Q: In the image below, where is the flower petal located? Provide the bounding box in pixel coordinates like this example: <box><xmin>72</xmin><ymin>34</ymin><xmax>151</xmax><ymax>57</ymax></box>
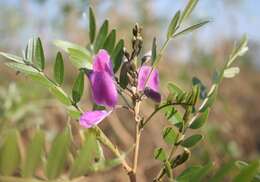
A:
<box><xmin>79</xmin><ymin>110</ymin><xmax>112</xmax><ymax>128</ymax></box>
<box><xmin>144</xmin><ymin>87</ymin><xmax>161</xmax><ymax>103</ymax></box>
<box><xmin>93</xmin><ymin>49</ymin><xmax>113</xmax><ymax>76</ymax></box>
<box><xmin>137</xmin><ymin>66</ymin><xmax>160</xmax><ymax>92</ymax></box>
<box><xmin>89</xmin><ymin>71</ymin><xmax>118</xmax><ymax>107</ymax></box>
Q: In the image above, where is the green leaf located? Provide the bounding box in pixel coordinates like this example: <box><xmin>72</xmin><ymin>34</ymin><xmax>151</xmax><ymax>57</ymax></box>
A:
<box><xmin>162</xmin><ymin>127</ymin><xmax>178</xmax><ymax>145</ymax></box>
<box><xmin>54</xmin><ymin>52</ymin><xmax>64</xmax><ymax>85</ymax></box>
<box><xmin>177</xmin><ymin>162</ymin><xmax>212</xmax><ymax>182</ymax></box>
<box><xmin>111</xmin><ymin>39</ymin><xmax>124</xmax><ymax>73</ymax></box>
<box><xmin>67</xmin><ymin>48</ymin><xmax>92</xmax><ymax>69</ymax></box>
<box><xmin>72</xmin><ymin>70</ymin><xmax>85</xmax><ymax>103</ymax></box>
<box><xmin>180</xmin><ymin>0</ymin><xmax>199</xmax><ymax>23</ymax></box>
<box><xmin>174</xmin><ymin>20</ymin><xmax>210</xmax><ymax>38</ymax></box>
<box><xmin>22</xmin><ymin>130</ymin><xmax>45</xmax><ymax>177</ymax></box>
<box><xmin>151</xmin><ymin>37</ymin><xmax>157</xmax><ymax>65</ymax></box>
<box><xmin>0</xmin><ymin>130</ymin><xmax>20</xmax><ymax>176</ymax></box>
<box><xmin>228</xmin><ymin>35</ymin><xmax>248</xmax><ymax>67</ymax></box>
<box><xmin>53</xmin><ymin>40</ymin><xmax>92</xmax><ymax>69</ymax></box>
<box><xmin>153</xmin><ymin>148</ymin><xmax>167</xmax><ymax>162</ymax></box>
<box><xmin>103</xmin><ymin>29</ymin><xmax>116</xmax><ymax>54</ymax></box>
<box><xmin>45</xmin><ymin>128</ymin><xmax>71</xmax><ymax>180</ymax></box>
<box><xmin>34</xmin><ymin>37</ymin><xmax>45</xmax><ymax>70</ymax></box>
<box><xmin>167</xmin><ymin>10</ymin><xmax>181</xmax><ymax>39</ymax></box>
<box><xmin>209</xmin><ymin>161</ymin><xmax>235</xmax><ymax>182</ymax></box>
<box><xmin>89</xmin><ymin>7</ymin><xmax>96</xmax><ymax>44</ymax></box>
<box><xmin>167</xmin><ymin>82</ymin><xmax>185</xmax><ymax>98</ymax></box>
<box><xmin>69</xmin><ymin>130</ymin><xmax>99</xmax><ymax>178</ymax></box>
<box><xmin>234</xmin><ymin>160</ymin><xmax>260</xmax><ymax>182</ymax></box>
<box><xmin>190</xmin><ymin>108</ymin><xmax>209</xmax><ymax>129</ymax></box>
<box><xmin>94</xmin><ymin>20</ymin><xmax>109</xmax><ymax>53</ymax></box>
<box><xmin>165</xmin><ymin>106</ymin><xmax>183</xmax><ymax>127</ymax></box>
<box><xmin>199</xmin><ymin>84</ymin><xmax>218</xmax><ymax>112</ymax></box>
<box><xmin>5</xmin><ymin>62</ymin><xmax>38</xmax><ymax>75</ymax></box>
<box><xmin>0</xmin><ymin>52</ymin><xmax>24</xmax><ymax>63</ymax></box>
<box><xmin>223</xmin><ymin>67</ymin><xmax>240</xmax><ymax>78</ymax></box>
<box><xmin>49</xmin><ymin>86</ymin><xmax>72</xmax><ymax>106</ymax></box>
<box><xmin>26</xmin><ymin>37</ymin><xmax>36</xmax><ymax>63</ymax></box>
<box><xmin>181</xmin><ymin>134</ymin><xmax>203</xmax><ymax>148</ymax></box>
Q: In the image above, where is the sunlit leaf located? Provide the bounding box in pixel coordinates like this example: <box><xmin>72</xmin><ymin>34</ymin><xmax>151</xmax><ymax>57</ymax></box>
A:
<box><xmin>181</xmin><ymin>134</ymin><xmax>203</xmax><ymax>148</ymax></box>
<box><xmin>199</xmin><ymin>84</ymin><xmax>218</xmax><ymax>112</ymax></box>
<box><xmin>72</xmin><ymin>70</ymin><xmax>85</xmax><ymax>103</ymax></box>
<box><xmin>173</xmin><ymin>20</ymin><xmax>210</xmax><ymax>38</ymax></box>
<box><xmin>103</xmin><ymin>29</ymin><xmax>116</xmax><ymax>54</ymax></box>
<box><xmin>54</xmin><ymin>52</ymin><xmax>64</xmax><ymax>85</ymax></box>
<box><xmin>5</xmin><ymin>62</ymin><xmax>38</xmax><ymax>75</ymax></box>
<box><xmin>22</xmin><ymin>130</ymin><xmax>45</xmax><ymax>177</ymax></box>
<box><xmin>162</xmin><ymin>127</ymin><xmax>178</xmax><ymax>145</ymax></box>
<box><xmin>190</xmin><ymin>108</ymin><xmax>209</xmax><ymax>129</ymax></box>
<box><xmin>112</xmin><ymin>39</ymin><xmax>124</xmax><ymax>73</ymax></box>
<box><xmin>167</xmin><ymin>10</ymin><xmax>181</xmax><ymax>39</ymax></box>
<box><xmin>154</xmin><ymin>148</ymin><xmax>167</xmax><ymax>162</ymax></box>
<box><xmin>167</xmin><ymin>82</ymin><xmax>185</xmax><ymax>98</ymax></box>
<box><xmin>0</xmin><ymin>130</ymin><xmax>20</xmax><ymax>176</ymax></box>
<box><xmin>26</xmin><ymin>37</ymin><xmax>36</xmax><ymax>63</ymax></box>
<box><xmin>89</xmin><ymin>7</ymin><xmax>96</xmax><ymax>44</ymax></box>
<box><xmin>223</xmin><ymin>67</ymin><xmax>240</xmax><ymax>78</ymax></box>
<box><xmin>0</xmin><ymin>52</ymin><xmax>24</xmax><ymax>63</ymax></box>
<box><xmin>94</xmin><ymin>20</ymin><xmax>109</xmax><ymax>53</ymax></box>
<box><xmin>49</xmin><ymin>86</ymin><xmax>72</xmax><ymax>106</ymax></box>
<box><xmin>180</xmin><ymin>0</ymin><xmax>199</xmax><ymax>23</ymax></box>
<box><xmin>45</xmin><ymin>128</ymin><xmax>71</xmax><ymax>180</ymax></box>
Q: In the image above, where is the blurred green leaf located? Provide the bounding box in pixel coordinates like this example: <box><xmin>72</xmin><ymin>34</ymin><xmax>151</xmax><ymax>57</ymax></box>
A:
<box><xmin>174</xmin><ymin>20</ymin><xmax>210</xmax><ymax>38</ymax></box>
<box><xmin>162</xmin><ymin>127</ymin><xmax>178</xmax><ymax>145</ymax></box>
<box><xmin>34</xmin><ymin>37</ymin><xmax>45</xmax><ymax>70</ymax></box>
<box><xmin>190</xmin><ymin>108</ymin><xmax>209</xmax><ymax>129</ymax></box>
<box><xmin>0</xmin><ymin>52</ymin><xmax>24</xmax><ymax>63</ymax></box>
<box><xmin>0</xmin><ymin>130</ymin><xmax>20</xmax><ymax>176</ymax></box>
<box><xmin>103</xmin><ymin>29</ymin><xmax>116</xmax><ymax>54</ymax></box>
<box><xmin>112</xmin><ymin>39</ymin><xmax>124</xmax><ymax>73</ymax></box>
<box><xmin>54</xmin><ymin>52</ymin><xmax>64</xmax><ymax>85</ymax></box>
<box><xmin>165</xmin><ymin>107</ymin><xmax>183</xmax><ymax>128</ymax></box>
<box><xmin>49</xmin><ymin>86</ymin><xmax>71</xmax><ymax>106</ymax></box>
<box><xmin>151</xmin><ymin>37</ymin><xmax>157</xmax><ymax>65</ymax></box>
<box><xmin>228</xmin><ymin>35</ymin><xmax>248</xmax><ymax>67</ymax></box>
<box><xmin>89</xmin><ymin>7</ymin><xmax>96</xmax><ymax>44</ymax></box>
<box><xmin>5</xmin><ymin>62</ymin><xmax>38</xmax><ymax>75</ymax></box>
<box><xmin>67</xmin><ymin>106</ymin><xmax>81</xmax><ymax>119</ymax></box>
<box><xmin>70</xmin><ymin>130</ymin><xmax>99</xmax><ymax>178</ymax></box>
<box><xmin>119</xmin><ymin>62</ymin><xmax>129</xmax><ymax>89</ymax></box>
<box><xmin>45</xmin><ymin>128</ymin><xmax>71</xmax><ymax>180</ymax></box>
<box><xmin>94</xmin><ymin>20</ymin><xmax>109</xmax><ymax>53</ymax></box>
<box><xmin>180</xmin><ymin>0</ymin><xmax>199</xmax><ymax>23</ymax></box>
<box><xmin>209</xmin><ymin>161</ymin><xmax>235</xmax><ymax>182</ymax></box>
<box><xmin>181</xmin><ymin>134</ymin><xmax>203</xmax><ymax>148</ymax></box>
<box><xmin>154</xmin><ymin>148</ymin><xmax>167</xmax><ymax>162</ymax></box>
<box><xmin>167</xmin><ymin>10</ymin><xmax>181</xmax><ymax>39</ymax></box>
<box><xmin>68</xmin><ymin>48</ymin><xmax>92</xmax><ymax>69</ymax></box>
<box><xmin>26</xmin><ymin>37</ymin><xmax>36</xmax><ymax>63</ymax></box>
<box><xmin>53</xmin><ymin>40</ymin><xmax>92</xmax><ymax>69</ymax></box>
<box><xmin>167</xmin><ymin>82</ymin><xmax>184</xmax><ymax>98</ymax></box>
<box><xmin>22</xmin><ymin>130</ymin><xmax>45</xmax><ymax>177</ymax></box>
<box><xmin>223</xmin><ymin>67</ymin><xmax>240</xmax><ymax>78</ymax></box>
<box><xmin>72</xmin><ymin>70</ymin><xmax>85</xmax><ymax>103</ymax></box>
<box><xmin>234</xmin><ymin>160</ymin><xmax>260</xmax><ymax>182</ymax></box>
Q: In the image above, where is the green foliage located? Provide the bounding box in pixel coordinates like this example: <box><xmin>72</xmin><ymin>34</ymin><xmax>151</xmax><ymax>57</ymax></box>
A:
<box><xmin>72</xmin><ymin>70</ymin><xmax>85</xmax><ymax>103</ymax></box>
<box><xmin>45</xmin><ymin>128</ymin><xmax>71</xmax><ymax>180</ymax></box>
<box><xmin>154</xmin><ymin>148</ymin><xmax>167</xmax><ymax>162</ymax></box>
<box><xmin>94</xmin><ymin>20</ymin><xmax>109</xmax><ymax>53</ymax></box>
<box><xmin>162</xmin><ymin>127</ymin><xmax>178</xmax><ymax>145</ymax></box>
<box><xmin>181</xmin><ymin>134</ymin><xmax>203</xmax><ymax>148</ymax></box>
<box><xmin>180</xmin><ymin>0</ymin><xmax>199</xmax><ymax>23</ymax></box>
<box><xmin>151</xmin><ymin>37</ymin><xmax>157</xmax><ymax>65</ymax></box>
<box><xmin>89</xmin><ymin>7</ymin><xmax>96</xmax><ymax>44</ymax></box>
<box><xmin>22</xmin><ymin>130</ymin><xmax>45</xmax><ymax>177</ymax></box>
<box><xmin>189</xmin><ymin>108</ymin><xmax>209</xmax><ymax>129</ymax></box>
<box><xmin>0</xmin><ymin>130</ymin><xmax>20</xmax><ymax>176</ymax></box>
<box><xmin>167</xmin><ymin>10</ymin><xmax>181</xmax><ymax>39</ymax></box>
<box><xmin>103</xmin><ymin>29</ymin><xmax>116</xmax><ymax>54</ymax></box>
<box><xmin>34</xmin><ymin>37</ymin><xmax>45</xmax><ymax>70</ymax></box>
<box><xmin>111</xmin><ymin>39</ymin><xmax>124</xmax><ymax>73</ymax></box>
<box><xmin>54</xmin><ymin>52</ymin><xmax>64</xmax><ymax>85</ymax></box>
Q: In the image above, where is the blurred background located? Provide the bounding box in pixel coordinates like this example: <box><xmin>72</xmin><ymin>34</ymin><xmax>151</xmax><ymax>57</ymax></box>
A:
<box><xmin>0</xmin><ymin>0</ymin><xmax>259</xmax><ymax>181</ymax></box>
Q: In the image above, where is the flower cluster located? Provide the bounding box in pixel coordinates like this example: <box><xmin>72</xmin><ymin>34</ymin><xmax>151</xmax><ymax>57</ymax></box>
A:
<box><xmin>80</xmin><ymin>49</ymin><xmax>160</xmax><ymax>128</ymax></box>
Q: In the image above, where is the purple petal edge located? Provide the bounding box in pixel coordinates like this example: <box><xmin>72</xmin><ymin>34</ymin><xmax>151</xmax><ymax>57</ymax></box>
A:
<box><xmin>79</xmin><ymin>110</ymin><xmax>112</xmax><ymax>128</ymax></box>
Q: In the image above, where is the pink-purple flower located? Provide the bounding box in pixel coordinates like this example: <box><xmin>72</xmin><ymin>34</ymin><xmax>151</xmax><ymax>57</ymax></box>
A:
<box><xmin>80</xmin><ymin>49</ymin><xmax>161</xmax><ymax>128</ymax></box>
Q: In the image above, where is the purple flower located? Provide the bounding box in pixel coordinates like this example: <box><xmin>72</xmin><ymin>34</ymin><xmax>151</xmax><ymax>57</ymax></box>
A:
<box><xmin>137</xmin><ymin>66</ymin><xmax>161</xmax><ymax>102</ymax></box>
<box><xmin>80</xmin><ymin>50</ymin><xmax>117</xmax><ymax>128</ymax></box>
